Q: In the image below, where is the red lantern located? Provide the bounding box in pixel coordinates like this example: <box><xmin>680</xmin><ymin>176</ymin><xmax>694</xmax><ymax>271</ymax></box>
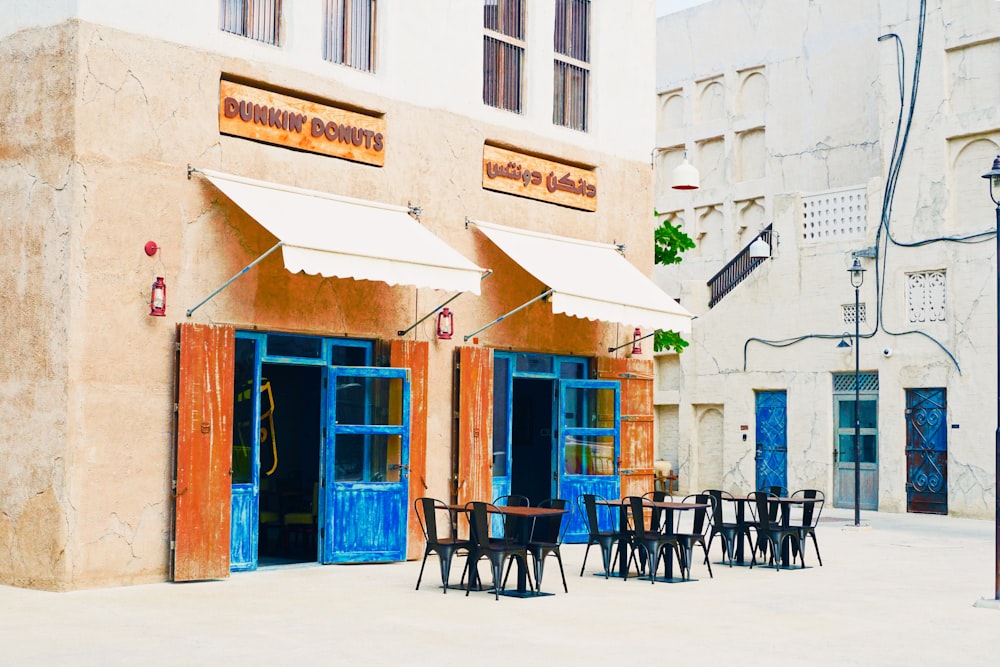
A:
<box><xmin>150</xmin><ymin>276</ymin><xmax>166</xmax><ymax>317</ymax></box>
<box><xmin>436</xmin><ymin>307</ymin><xmax>454</xmax><ymax>340</ymax></box>
<box><xmin>631</xmin><ymin>328</ymin><xmax>642</xmax><ymax>355</ymax></box>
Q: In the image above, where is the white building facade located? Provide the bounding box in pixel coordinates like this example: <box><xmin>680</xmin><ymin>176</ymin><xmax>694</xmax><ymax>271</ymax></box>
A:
<box><xmin>654</xmin><ymin>0</ymin><xmax>999</xmax><ymax>518</ymax></box>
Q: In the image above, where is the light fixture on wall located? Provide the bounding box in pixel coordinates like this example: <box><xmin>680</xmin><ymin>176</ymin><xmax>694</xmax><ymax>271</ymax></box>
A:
<box><xmin>836</xmin><ymin>333</ymin><xmax>852</xmax><ymax>349</ymax></box>
<box><xmin>631</xmin><ymin>328</ymin><xmax>642</xmax><ymax>355</ymax></box>
<box><xmin>671</xmin><ymin>154</ymin><xmax>700</xmax><ymax>190</ymax></box>
<box><xmin>748</xmin><ymin>232</ymin><xmax>771</xmax><ymax>259</ymax></box>
<box><xmin>150</xmin><ymin>276</ymin><xmax>167</xmax><ymax>317</ymax></box>
<box><xmin>436</xmin><ymin>307</ymin><xmax>454</xmax><ymax>340</ymax></box>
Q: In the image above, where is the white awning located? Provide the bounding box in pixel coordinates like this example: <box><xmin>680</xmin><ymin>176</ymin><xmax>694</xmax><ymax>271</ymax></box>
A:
<box><xmin>199</xmin><ymin>169</ymin><xmax>485</xmax><ymax>294</ymax></box>
<box><xmin>470</xmin><ymin>220</ymin><xmax>692</xmax><ymax>332</ymax></box>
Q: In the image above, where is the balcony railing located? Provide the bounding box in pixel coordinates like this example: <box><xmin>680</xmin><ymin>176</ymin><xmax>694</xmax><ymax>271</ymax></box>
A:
<box><xmin>707</xmin><ymin>225</ymin><xmax>773</xmax><ymax>308</ymax></box>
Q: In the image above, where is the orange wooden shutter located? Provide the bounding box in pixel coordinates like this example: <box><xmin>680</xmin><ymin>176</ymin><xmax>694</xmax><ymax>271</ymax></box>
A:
<box><xmin>173</xmin><ymin>323</ymin><xmax>235</xmax><ymax>581</ymax></box>
<box><xmin>597</xmin><ymin>357</ymin><xmax>655</xmax><ymax>499</ymax></box>
<box><xmin>456</xmin><ymin>346</ymin><xmax>493</xmax><ymax>506</ymax></box>
<box><xmin>390</xmin><ymin>339</ymin><xmax>429</xmax><ymax>560</ymax></box>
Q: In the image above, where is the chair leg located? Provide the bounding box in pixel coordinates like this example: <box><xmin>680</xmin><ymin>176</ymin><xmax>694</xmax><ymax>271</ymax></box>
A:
<box><xmin>439</xmin><ymin>552</ymin><xmax>454</xmax><ymax>594</ymax></box>
<box><xmin>580</xmin><ymin>542</ymin><xmax>593</xmax><ymax>577</ymax></box>
<box><xmin>416</xmin><ymin>552</ymin><xmax>429</xmax><ymax>591</ymax></box>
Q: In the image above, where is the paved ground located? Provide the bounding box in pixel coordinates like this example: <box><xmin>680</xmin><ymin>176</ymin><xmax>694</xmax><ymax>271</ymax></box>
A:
<box><xmin>2</xmin><ymin>507</ymin><xmax>999</xmax><ymax>666</ymax></box>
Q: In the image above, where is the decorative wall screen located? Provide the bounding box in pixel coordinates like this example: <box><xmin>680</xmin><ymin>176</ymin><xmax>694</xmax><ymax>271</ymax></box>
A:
<box><xmin>842</xmin><ymin>302</ymin><xmax>867</xmax><ymax>324</ymax></box>
<box><xmin>907</xmin><ymin>270</ymin><xmax>946</xmax><ymax>323</ymax></box>
<box><xmin>801</xmin><ymin>186</ymin><xmax>867</xmax><ymax>243</ymax></box>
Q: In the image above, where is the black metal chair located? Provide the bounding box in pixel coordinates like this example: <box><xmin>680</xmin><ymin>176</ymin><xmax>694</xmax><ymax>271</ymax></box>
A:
<box><xmin>492</xmin><ymin>494</ymin><xmax>530</xmax><ymax>540</ymax></box>
<box><xmin>749</xmin><ymin>491</ymin><xmax>802</xmax><ymax>570</ymax></box>
<box><xmin>414</xmin><ymin>497</ymin><xmax>471</xmax><ymax>594</ymax></box>
<box><xmin>703</xmin><ymin>489</ymin><xmax>753</xmax><ymax>566</ymax></box>
<box><xmin>674</xmin><ymin>493</ymin><xmax>715</xmax><ymax>579</ymax></box>
<box><xmin>504</xmin><ymin>498</ymin><xmax>570</xmax><ymax>593</ymax></box>
<box><xmin>463</xmin><ymin>501</ymin><xmax>533</xmax><ymax>600</ymax></box>
<box><xmin>790</xmin><ymin>489</ymin><xmax>825</xmax><ymax>566</ymax></box>
<box><xmin>625</xmin><ymin>496</ymin><xmax>684</xmax><ymax>584</ymax></box>
<box><xmin>642</xmin><ymin>490</ymin><xmax>672</xmax><ymax>534</ymax></box>
<box><xmin>578</xmin><ymin>494</ymin><xmax>626</xmax><ymax>579</ymax></box>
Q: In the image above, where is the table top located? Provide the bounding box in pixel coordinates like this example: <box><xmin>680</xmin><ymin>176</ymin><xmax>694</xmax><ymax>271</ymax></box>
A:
<box><xmin>447</xmin><ymin>503</ymin><xmax>568</xmax><ymax>517</ymax></box>
<box><xmin>596</xmin><ymin>498</ymin><xmax>709</xmax><ymax>511</ymax></box>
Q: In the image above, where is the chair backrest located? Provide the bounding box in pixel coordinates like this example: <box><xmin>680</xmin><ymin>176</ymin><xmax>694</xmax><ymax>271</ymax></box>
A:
<box><xmin>768</xmin><ymin>485</ymin><xmax>788</xmax><ymax>498</ymax></box>
<box><xmin>680</xmin><ymin>493</ymin><xmax>714</xmax><ymax>535</ymax></box>
<box><xmin>579</xmin><ymin>494</ymin><xmax>603</xmax><ymax>536</ymax></box>
<box><xmin>749</xmin><ymin>491</ymin><xmax>775</xmax><ymax>530</ymax></box>
<box><xmin>493</xmin><ymin>494</ymin><xmax>530</xmax><ymax>507</ymax></box>
<box><xmin>531</xmin><ymin>498</ymin><xmax>569</xmax><ymax>544</ymax></box>
<box><xmin>626</xmin><ymin>496</ymin><xmax>655</xmax><ymax>540</ymax></box>
<box><xmin>791</xmin><ymin>489</ymin><xmax>825</xmax><ymax>527</ymax></box>
<box><xmin>642</xmin><ymin>490</ymin><xmax>670</xmax><ymax>531</ymax></box>
<box><xmin>466</xmin><ymin>501</ymin><xmax>494</xmax><ymax>548</ymax></box>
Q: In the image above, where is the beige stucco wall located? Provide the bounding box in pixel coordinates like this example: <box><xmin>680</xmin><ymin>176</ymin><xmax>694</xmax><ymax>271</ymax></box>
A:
<box><xmin>1</xmin><ymin>12</ymin><xmax>655</xmax><ymax>589</ymax></box>
<box><xmin>655</xmin><ymin>0</ymin><xmax>999</xmax><ymax>518</ymax></box>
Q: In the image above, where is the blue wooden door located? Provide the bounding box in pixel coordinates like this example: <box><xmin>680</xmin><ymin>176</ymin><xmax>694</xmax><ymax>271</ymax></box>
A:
<box><xmin>755</xmin><ymin>390</ymin><xmax>787</xmax><ymax>492</ymax></box>
<box><xmin>323</xmin><ymin>367</ymin><xmax>410</xmax><ymax>563</ymax></box>
<box><xmin>491</xmin><ymin>353</ymin><xmax>512</xmax><ymax>509</ymax></box>
<box><xmin>230</xmin><ymin>334</ymin><xmax>262</xmax><ymax>571</ymax></box>
<box><xmin>558</xmin><ymin>379</ymin><xmax>620</xmax><ymax>543</ymax></box>
<box><xmin>905</xmin><ymin>388</ymin><xmax>947</xmax><ymax>514</ymax></box>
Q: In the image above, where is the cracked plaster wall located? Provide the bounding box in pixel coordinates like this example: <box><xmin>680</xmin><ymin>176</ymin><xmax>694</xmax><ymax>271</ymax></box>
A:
<box><xmin>2</xmin><ymin>10</ymin><xmax>657</xmax><ymax>587</ymax></box>
<box><xmin>655</xmin><ymin>0</ymin><xmax>1000</xmax><ymax>518</ymax></box>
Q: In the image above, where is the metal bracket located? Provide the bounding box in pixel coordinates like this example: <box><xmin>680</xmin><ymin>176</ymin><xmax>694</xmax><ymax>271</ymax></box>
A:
<box><xmin>851</xmin><ymin>246</ymin><xmax>878</xmax><ymax>259</ymax></box>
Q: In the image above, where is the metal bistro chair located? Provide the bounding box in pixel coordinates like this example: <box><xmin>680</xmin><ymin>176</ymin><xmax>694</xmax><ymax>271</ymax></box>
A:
<box><xmin>749</xmin><ymin>491</ymin><xmax>802</xmax><ymax>570</ymax></box>
<box><xmin>492</xmin><ymin>494</ymin><xmax>530</xmax><ymax>540</ymax></box>
<box><xmin>414</xmin><ymin>497</ymin><xmax>471</xmax><ymax>594</ymax></box>
<box><xmin>790</xmin><ymin>489</ymin><xmax>825</xmax><ymax>566</ymax></box>
<box><xmin>625</xmin><ymin>496</ymin><xmax>684</xmax><ymax>584</ymax></box>
<box><xmin>641</xmin><ymin>490</ymin><xmax>672</xmax><ymax>534</ymax></box>
<box><xmin>578</xmin><ymin>494</ymin><xmax>627</xmax><ymax>579</ymax></box>
<box><xmin>673</xmin><ymin>493</ymin><xmax>715</xmax><ymax>579</ymax></box>
<box><xmin>504</xmin><ymin>498</ymin><xmax>570</xmax><ymax>594</ymax></box>
<box><xmin>463</xmin><ymin>501</ymin><xmax>533</xmax><ymax>600</ymax></box>
<box><xmin>703</xmin><ymin>489</ymin><xmax>752</xmax><ymax>567</ymax></box>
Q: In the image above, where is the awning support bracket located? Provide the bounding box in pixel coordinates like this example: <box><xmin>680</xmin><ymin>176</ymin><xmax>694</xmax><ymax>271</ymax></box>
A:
<box><xmin>185</xmin><ymin>241</ymin><xmax>284</xmax><ymax>317</ymax></box>
<box><xmin>608</xmin><ymin>329</ymin><xmax>659</xmax><ymax>353</ymax></box>
<box><xmin>463</xmin><ymin>288</ymin><xmax>554</xmax><ymax>342</ymax></box>
<box><xmin>397</xmin><ymin>270</ymin><xmax>494</xmax><ymax>337</ymax></box>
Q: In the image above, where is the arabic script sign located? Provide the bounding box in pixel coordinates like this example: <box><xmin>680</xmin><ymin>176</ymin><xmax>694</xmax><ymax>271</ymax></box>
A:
<box><xmin>219</xmin><ymin>80</ymin><xmax>386</xmax><ymax>167</ymax></box>
<box><xmin>482</xmin><ymin>145</ymin><xmax>597</xmax><ymax>212</ymax></box>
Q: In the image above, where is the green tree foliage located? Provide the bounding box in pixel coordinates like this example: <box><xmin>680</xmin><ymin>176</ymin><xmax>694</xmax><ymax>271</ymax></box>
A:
<box><xmin>652</xmin><ymin>212</ymin><xmax>695</xmax><ymax>354</ymax></box>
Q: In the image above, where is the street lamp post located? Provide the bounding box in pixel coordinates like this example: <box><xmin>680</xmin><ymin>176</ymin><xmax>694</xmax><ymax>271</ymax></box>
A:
<box><xmin>848</xmin><ymin>257</ymin><xmax>866</xmax><ymax>528</ymax></box>
<box><xmin>984</xmin><ymin>155</ymin><xmax>1000</xmax><ymax>600</ymax></box>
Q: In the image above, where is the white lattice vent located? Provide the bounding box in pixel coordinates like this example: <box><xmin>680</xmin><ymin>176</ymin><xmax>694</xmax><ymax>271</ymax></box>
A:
<box><xmin>907</xmin><ymin>270</ymin><xmax>946</xmax><ymax>323</ymax></box>
<box><xmin>801</xmin><ymin>186</ymin><xmax>867</xmax><ymax>243</ymax></box>
<box><xmin>842</xmin><ymin>303</ymin><xmax>867</xmax><ymax>324</ymax></box>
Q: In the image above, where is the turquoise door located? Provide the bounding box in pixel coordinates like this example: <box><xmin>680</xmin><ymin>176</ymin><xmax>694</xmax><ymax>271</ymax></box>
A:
<box><xmin>230</xmin><ymin>333</ymin><xmax>262</xmax><ymax>571</ymax></box>
<box><xmin>559</xmin><ymin>379</ymin><xmax>620</xmax><ymax>543</ymax></box>
<box><xmin>755</xmin><ymin>390</ymin><xmax>787</xmax><ymax>492</ymax></box>
<box><xmin>323</xmin><ymin>366</ymin><xmax>410</xmax><ymax>563</ymax></box>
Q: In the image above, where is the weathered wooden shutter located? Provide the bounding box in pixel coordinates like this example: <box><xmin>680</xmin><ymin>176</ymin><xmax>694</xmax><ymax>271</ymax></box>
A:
<box><xmin>597</xmin><ymin>357</ymin><xmax>655</xmax><ymax>498</ymax></box>
<box><xmin>173</xmin><ymin>323</ymin><xmax>235</xmax><ymax>581</ymax></box>
<box><xmin>389</xmin><ymin>339</ymin><xmax>429</xmax><ymax>560</ymax></box>
<box><xmin>455</xmin><ymin>346</ymin><xmax>493</xmax><ymax>506</ymax></box>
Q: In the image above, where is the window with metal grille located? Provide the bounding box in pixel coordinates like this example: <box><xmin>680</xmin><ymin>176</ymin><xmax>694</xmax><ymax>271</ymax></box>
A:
<box><xmin>553</xmin><ymin>0</ymin><xmax>589</xmax><ymax>131</ymax></box>
<box><xmin>220</xmin><ymin>0</ymin><xmax>281</xmax><ymax>45</ymax></box>
<box><xmin>907</xmin><ymin>270</ymin><xmax>946</xmax><ymax>323</ymax></box>
<box><xmin>842</xmin><ymin>302</ymin><xmax>867</xmax><ymax>324</ymax></box>
<box><xmin>484</xmin><ymin>0</ymin><xmax>525</xmax><ymax>113</ymax></box>
<box><xmin>324</xmin><ymin>0</ymin><xmax>376</xmax><ymax>72</ymax></box>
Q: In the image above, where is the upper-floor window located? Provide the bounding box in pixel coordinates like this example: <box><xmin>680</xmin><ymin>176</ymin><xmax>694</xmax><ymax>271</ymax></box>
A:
<box><xmin>324</xmin><ymin>0</ymin><xmax>377</xmax><ymax>72</ymax></box>
<box><xmin>553</xmin><ymin>0</ymin><xmax>590</xmax><ymax>131</ymax></box>
<box><xmin>483</xmin><ymin>0</ymin><xmax>526</xmax><ymax>113</ymax></box>
<box><xmin>220</xmin><ymin>0</ymin><xmax>281</xmax><ymax>46</ymax></box>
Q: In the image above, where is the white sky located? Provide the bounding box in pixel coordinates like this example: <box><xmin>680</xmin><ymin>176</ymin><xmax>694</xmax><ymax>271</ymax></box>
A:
<box><xmin>655</xmin><ymin>0</ymin><xmax>711</xmax><ymax>16</ymax></box>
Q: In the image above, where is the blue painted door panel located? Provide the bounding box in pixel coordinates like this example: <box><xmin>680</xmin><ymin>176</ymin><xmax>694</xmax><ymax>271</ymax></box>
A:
<box><xmin>755</xmin><ymin>390</ymin><xmax>787</xmax><ymax>492</ymax></box>
<box><xmin>323</xmin><ymin>367</ymin><xmax>409</xmax><ymax>564</ymax></box>
<box><xmin>230</xmin><ymin>333</ymin><xmax>262</xmax><ymax>572</ymax></box>
<box><xmin>229</xmin><ymin>485</ymin><xmax>257</xmax><ymax>569</ymax></box>
<box><xmin>558</xmin><ymin>379</ymin><xmax>620</xmax><ymax>543</ymax></box>
<box><xmin>905</xmin><ymin>388</ymin><xmax>947</xmax><ymax>514</ymax></box>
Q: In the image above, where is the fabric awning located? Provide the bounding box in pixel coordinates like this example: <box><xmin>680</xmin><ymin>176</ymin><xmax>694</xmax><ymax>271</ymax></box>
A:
<box><xmin>199</xmin><ymin>169</ymin><xmax>485</xmax><ymax>294</ymax></box>
<box><xmin>470</xmin><ymin>220</ymin><xmax>692</xmax><ymax>332</ymax></box>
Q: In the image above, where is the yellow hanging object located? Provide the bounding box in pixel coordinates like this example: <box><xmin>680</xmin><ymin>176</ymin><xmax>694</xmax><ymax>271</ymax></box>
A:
<box><xmin>259</xmin><ymin>380</ymin><xmax>279</xmax><ymax>476</ymax></box>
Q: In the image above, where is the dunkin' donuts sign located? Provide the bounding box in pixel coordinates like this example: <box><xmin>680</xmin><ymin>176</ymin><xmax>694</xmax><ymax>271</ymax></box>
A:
<box><xmin>219</xmin><ymin>80</ymin><xmax>386</xmax><ymax>166</ymax></box>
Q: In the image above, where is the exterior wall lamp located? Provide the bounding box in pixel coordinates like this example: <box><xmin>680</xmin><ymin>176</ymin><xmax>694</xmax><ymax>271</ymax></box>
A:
<box><xmin>436</xmin><ymin>307</ymin><xmax>454</xmax><ymax>340</ymax></box>
<box><xmin>150</xmin><ymin>276</ymin><xmax>167</xmax><ymax>317</ymax></box>
<box><xmin>631</xmin><ymin>328</ymin><xmax>642</xmax><ymax>355</ymax></box>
